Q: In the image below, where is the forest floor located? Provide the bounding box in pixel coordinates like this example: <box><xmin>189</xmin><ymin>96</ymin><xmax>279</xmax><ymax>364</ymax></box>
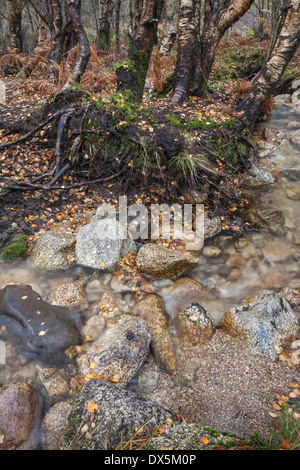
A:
<box><xmin>0</xmin><ymin>35</ymin><xmax>299</xmax><ymax>252</ymax></box>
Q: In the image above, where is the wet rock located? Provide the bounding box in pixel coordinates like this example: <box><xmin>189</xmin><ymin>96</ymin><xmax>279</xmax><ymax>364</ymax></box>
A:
<box><xmin>59</xmin><ymin>379</ymin><xmax>175</xmax><ymax>450</ymax></box>
<box><xmin>0</xmin><ymin>382</ymin><xmax>43</xmax><ymax>450</ymax></box>
<box><xmin>0</xmin><ymin>284</ymin><xmax>81</xmax><ymax>364</ymax></box>
<box><xmin>262</xmin><ymin>239</ymin><xmax>297</xmax><ymax>263</ymax></box>
<box><xmin>77</xmin><ymin>315</ymin><xmax>151</xmax><ymax>385</ymax></box>
<box><xmin>75</xmin><ymin>218</ymin><xmax>136</xmax><ymax>271</ymax></box>
<box><xmin>49</xmin><ymin>282</ymin><xmax>88</xmax><ymax>311</ymax></box>
<box><xmin>81</xmin><ymin>314</ymin><xmax>107</xmax><ymax>342</ymax></box>
<box><xmin>204</xmin><ymin>216</ymin><xmax>222</xmax><ymax>239</ymax></box>
<box><xmin>226</xmin><ymin>254</ymin><xmax>246</xmax><ymax>269</ymax></box>
<box><xmin>243</xmin><ymin>164</ymin><xmax>275</xmax><ymax>188</ymax></box>
<box><xmin>202</xmin><ymin>245</ymin><xmax>222</xmax><ymax>258</ymax></box>
<box><xmin>227</xmin><ymin>268</ymin><xmax>242</xmax><ymax>282</ymax></box>
<box><xmin>274</xmin><ymin>94</ymin><xmax>291</xmax><ymax>106</ymax></box>
<box><xmin>291</xmin><ymin>88</ymin><xmax>300</xmax><ymax>108</ymax></box>
<box><xmin>137</xmin><ymin>294</ymin><xmax>177</xmax><ymax>373</ymax></box>
<box><xmin>286</xmin><ymin>186</ymin><xmax>300</xmax><ymax>200</ymax></box>
<box><xmin>136</xmin><ymin>244</ymin><xmax>200</xmax><ymax>280</ymax></box>
<box><xmin>175</xmin><ymin>303</ymin><xmax>216</xmax><ymax>347</ymax></box>
<box><xmin>291</xmin><ymin>79</ymin><xmax>300</xmax><ymax>91</ymax></box>
<box><xmin>245</xmin><ymin>207</ymin><xmax>286</xmax><ymax>235</ymax></box>
<box><xmin>287</xmin><ymin>120</ymin><xmax>300</xmax><ymax>130</ymax></box>
<box><xmin>41</xmin><ymin>401</ymin><xmax>73</xmax><ymax>450</ymax></box>
<box><xmin>148</xmin><ymin>423</ymin><xmax>236</xmax><ymax>450</ymax></box>
<box><xmin>30</xmin><ymin>231</ymin><xmax>75</xmax><ymax>270</ymax></box>
<box><xmin>220</xmin><ymin>293</ymin><xmax>299</xmax><ymax>359</ymax></box>
<box><xmin>290</xmin><ymin>128</ymin><xmax>300</xmax><ymax>146</ymax></box>
<box><xmin>35</xmin><ymin>364</ymin><xmax>70</xmax><ymax>408</ymax></box>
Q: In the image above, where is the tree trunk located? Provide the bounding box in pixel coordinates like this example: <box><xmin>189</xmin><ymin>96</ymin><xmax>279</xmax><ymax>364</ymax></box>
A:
<box><xmin>116</xmin><ymin>0</ymin><xmax>164</xmax><ymax>103</ymax></box>
<box><xmin>48</xmin><ymin>0</ymin><xmax>64</xmax><ymax>65</ymax></box>
<box><xmin>172</xmin><ymin>0</ymin><xmax>255</xmax><ymax>102</ymax></box>
<box><xmin>238</xmin><ymin>0</ymin><xmax>300</xmax><ymax>127</ymax></box>
<box><xmin>191</xmin><ymin>0</ymin><xmax>256</xmax><ymax>95</ymax></box>
<box><xmin>160</xmin><ymin>12</ymin><xmax>178</xmax><ymax>55</ymax></box>
<box><xmin>171</xmin><ymin>0</ymin><xmax>198</xmax><ymax>104</ymax></box>
<box><xmin>115</xmin><ymin>0</ymin><xmax>121</xmax><ymax>54</ymax></box>
<box><xmin>98</xmin><ymin>0</ymin><xmax>112</xmax><ymax>51</ymax></box>
<box><xmin>6</xmin><ymin>0</ymin><xmax>23</xmax><ymax>52</ymax></box>
<box><xmin>62</xmin><ymin>0</ymin><xmax>90</xmax><ymax>90</ymax></box>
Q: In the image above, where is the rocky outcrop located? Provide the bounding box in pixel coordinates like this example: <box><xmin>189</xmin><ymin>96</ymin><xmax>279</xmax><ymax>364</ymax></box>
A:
<box><xmin>136</xmin><ymin>244</ymin><xmax>200</xmax><ymax>280</ymax></box>
<box><xmin>220</xmin><ymin>293</ymin><xmax>299</xmax><ymax>359</ymax></box>
<box><xmin>59</xmin><ymin>379</ymin><xmax>176</xmax><ymax>450</ymax></box>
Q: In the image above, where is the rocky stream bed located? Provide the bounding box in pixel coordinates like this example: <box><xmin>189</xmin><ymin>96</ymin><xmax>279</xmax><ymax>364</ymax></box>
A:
<box><xmin>0</xmin><ymin>84</ymin><xmax>300</xmax><ymax>450</ymax></box>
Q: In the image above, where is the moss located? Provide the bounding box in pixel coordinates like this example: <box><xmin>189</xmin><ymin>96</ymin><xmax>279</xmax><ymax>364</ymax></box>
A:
<box><xmin>0</xmin><ymin>234</ymin><xmax>28</xmax><ymax>261</ymax></box>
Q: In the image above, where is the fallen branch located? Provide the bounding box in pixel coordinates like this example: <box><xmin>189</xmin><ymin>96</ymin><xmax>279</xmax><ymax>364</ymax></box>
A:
<box><xmin>0</xmin><ymin>109</ymin><xmax>68</xmax><ymax>150</ymax></box>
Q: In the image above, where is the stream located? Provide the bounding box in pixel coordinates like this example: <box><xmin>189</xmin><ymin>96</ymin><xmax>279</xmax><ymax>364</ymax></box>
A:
<box><xmin>0</xmin><ymin>103</ymin><xmax>299</xmax><ymax>390</ymax></box>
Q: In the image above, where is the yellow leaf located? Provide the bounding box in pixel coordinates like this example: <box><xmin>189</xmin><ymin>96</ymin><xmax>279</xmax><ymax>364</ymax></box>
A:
<box><xmin>87</xmin><ymin>401</ymin><xmax>98</xmax><ymax>413</ymax></box>
<box><xmin>279</xmin><ymin>354</ymin><xmax>287</xmax><ymax>361</ymax></box>
<box><xmin>199</xmin><ymin>437</ymin><xmax>209</xmax><ymax>446</ymax></box>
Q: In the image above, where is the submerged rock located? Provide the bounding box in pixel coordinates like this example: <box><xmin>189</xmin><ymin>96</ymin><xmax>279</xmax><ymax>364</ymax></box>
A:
<box><xmin>175</xmin><ymin>303</ymin><xmax>216</xmax><ymax>347</ymax></box>
<box><xmin>137</xmin><ymin>294</ymin><xmax>177</xmax><ymax>373</ymax></box>
<box><xmin>220</xmin><ymin>293</ymin><xmax>298</xmax><ymax>359</ymax></box>
<box><xmin>35</xmin><ymin>364</ymin><xmax>70</xmax><ymax>408</ymax></box>
<box><xmin>60</xmin><ymin>379</ymin><xmax>175</xmax><ymax>450</ymax></box>
<box><xmin>30</xmin><ymin>231</ymin><xmax>75</xmax><ymax>270</ymax></box>
<box><xmin>75</xmin><ymin>218</ymin><xmax>136</xmax><ymax>271</ymax></box>
<box><xmin>136</xmin><ymin>244</ymin><xmax>200</xmax><ymax>280</ymax></box>
<box><xmin>49</xmin><ymin>282</ymin><xmax>88</xmax><ymax>311</ymax></box>
<box><xmin>0</xmin><ymin>284</ymin><xmax>81</xmax><ymax>364</ymax></box>
<box><xmin>77</xmin><ymin>315</ymin><xmax>151</xmax><ymax>385</ymax></box>
<box><xmin>0</xmin><ymin>382</ymin><xmax>43</xmax><ymax>450</ymax></box>
<box><xmin>242</xmin><ymin>164</ymin><xmax>275</xmax><ymax>187</ymax></box>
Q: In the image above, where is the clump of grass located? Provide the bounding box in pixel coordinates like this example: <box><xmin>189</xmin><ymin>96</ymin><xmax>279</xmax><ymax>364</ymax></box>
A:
<box><xmin>0</xmin><ymin>234</ymin><xmax>28</xmax><ymax>261</ymax></box>
<box><xmin>249</xmin><ymin>403</ymin><xmax>300</xmax><ymax>450</ymax></box>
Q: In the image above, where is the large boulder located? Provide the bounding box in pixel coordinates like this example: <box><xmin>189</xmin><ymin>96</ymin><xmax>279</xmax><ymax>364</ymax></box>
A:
<box><xmin>0</xmin><ymin>284</ymin><xmax>82</xmax><ymax>364</ymax></box>
<box><xmin>30</xmin><ymin>231</ymin><xmax>75</xmax><ymax>270</ymax></box>
<box><xmin>75</xmin><ymin>218</ymin><xmax>136</xmax><ymax>271</ymax></box>
<box><xmin>220</xmin><ymin>293</ymin><xmax>299</xmax><ymax>359</ymax></box>
<box><xmin>59</xmin><ymin>379</ymin><xmax>176</xmax><ymax>450</ymax></box>
<box><xmin>136</xmin><ymin>244</ymin><xmax>200</xmax><ymax>280</ymax></box>
<box><xmin>77</xmin><ymin>315</ymin><xmax>151</xmax><ymax>385</ymax></box>
<box><xmin>0</xmin><ymin>382</ymin><xmax>43</xmax><ymax>450</ymax></box>
<box><xmin>137</xmin><ymin>294</ymin><xmax>177</xmax><ymax>373</ymax></box>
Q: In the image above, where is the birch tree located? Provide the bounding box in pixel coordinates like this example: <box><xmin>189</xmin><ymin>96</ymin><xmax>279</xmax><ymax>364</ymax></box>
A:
<box><xmin>239</xmin><ymin>0</ymin><xmax>300</xmax><ymax>127</ymax></box>
<box><xmin>6</xmin><ymin>0</ymin><xmax>23</xmax><ymax>51</ymax></box>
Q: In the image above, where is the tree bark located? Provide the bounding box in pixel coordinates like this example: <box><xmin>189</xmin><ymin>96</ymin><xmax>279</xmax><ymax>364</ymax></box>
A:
<box><xmin>6</xmin><ymin>0</ymin><xmax>23</xmax><ymax>52</ymax></box>
<box><xmin>171</xmin><ymin>0</ymin><xmax>255</xmax><ymax>102</ymax></box>
<box><xmin>191</xmin><ymin>0</ymin><xmax>256</xmax><ymax>95</ymax></box>
<box><xmin>61</xmin><ymin>0</ymin><xmax>90</xmax><ymax>90</ymax></box>
<box><xmin>116</xmin><ymin>0</ymin><xmax>164</xmax><ymax>103</ymax></box>
<box><xmin>115</xmin><ymin>0</ymin><xmax>122</xmax><ymax>54</ymax></box>
<box><xmin>48</xmin><ymin>0</ymin><xmax>64</xmax><ymax>65</ymax></box>
<box><xmin>160</xmin><ymin>12</ymin><xmax>178</xmax><ymax>55</ymax></box>
<box><xmin>98</xmin><ymin>0</ymin><xmax>112</xmax><ymax>51</ymax></box>
<box><xmin>171</xmin><ymin>0</ymin><xmax>198</xmax><ymax>103</ymax></box>
<box><xmin>238</xmin><ymin>0</ymin><xmax>300</xmax><ymax>127</ymax></box>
